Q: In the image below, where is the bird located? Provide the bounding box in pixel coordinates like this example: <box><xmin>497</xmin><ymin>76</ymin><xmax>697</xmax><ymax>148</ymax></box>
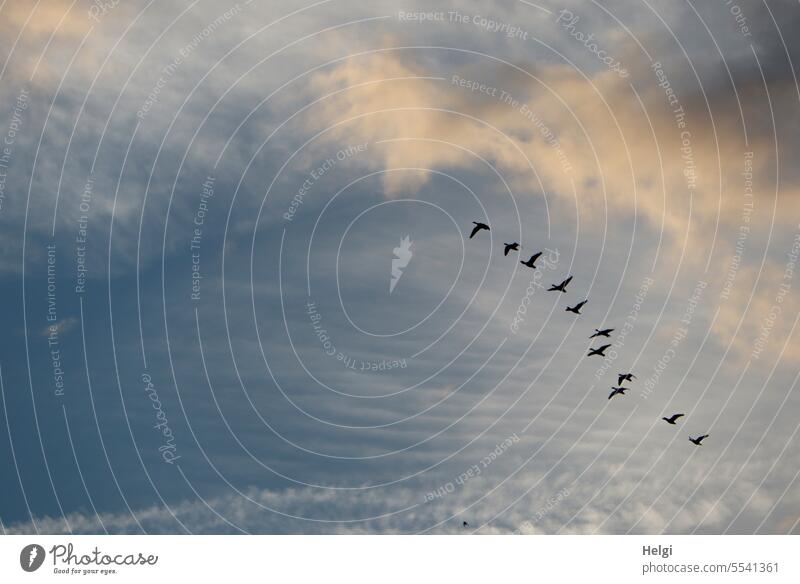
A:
<box><xmin>520</xmin><ymin>252</ymin><xmax>542</xmax><ymax>268</ymax></box>
<box><xmin>608</xmin><ymin>387</ymin><xmax>628</xmax><ymax>399</ymax></box>
<box><xmin>504</xmin><ymin>242</ymin><xmax>520</xmax><ymax>256</ymax></box>
<box><xmin>590</xmin><ymin>328</ymin><xmax>614</xmax><ymax>338</ymax></box>
<box><xmin>689</xmin><ymin>434</ymin><xmax>709</xmax><ymax>446</ymax></box>
<box><xmin>588</xmin><ymin>344</ymin><xmax>611</xmax><ymax>357</ymax></box>
<box><xmin>662</xmin><ymin>413</ymin><xmax>685</xmax><ymax>425</ymax></box>
<box><xmin>469</xmin><ymin>222</ymin><xmax>489</xmax><ymax>239</ymax></box>
<box><xmin>548</xmin><ymin>276</ymin><xmax>573</xmax><ymax>292</ymax></box>
<box><xmin>566</xmin><ymin>300</ymin><xmax>588</xmax><ymax>314</ymax></box>
<box><xmin>618</xmin><ymin>373</ymin><xmax>636</xmax><ymax>385</ymax></box>
<box><xmin>462</xmin><ymin>521</ymin><xmax>469</xmax><ymax>527</ymax></box>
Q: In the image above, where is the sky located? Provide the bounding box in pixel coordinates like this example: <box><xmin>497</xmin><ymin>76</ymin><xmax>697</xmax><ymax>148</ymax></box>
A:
<box><xmin>0</xmin><ymin>0</ymin><xmax>799</xmax><ymax>534</ymax></box>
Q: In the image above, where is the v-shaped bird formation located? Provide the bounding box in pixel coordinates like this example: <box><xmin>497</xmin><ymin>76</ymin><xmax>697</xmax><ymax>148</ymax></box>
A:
<box><xmin>467</xmin><ymin>221</ymin><xmax>708</xmax><ymax>446</ymax></box>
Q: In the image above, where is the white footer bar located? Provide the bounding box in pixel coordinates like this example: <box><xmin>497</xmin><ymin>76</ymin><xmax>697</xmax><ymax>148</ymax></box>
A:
<box><xmin>1</xmin><ymin>535</ymin><xmax>797</xmax><ymax>582</ymax></box>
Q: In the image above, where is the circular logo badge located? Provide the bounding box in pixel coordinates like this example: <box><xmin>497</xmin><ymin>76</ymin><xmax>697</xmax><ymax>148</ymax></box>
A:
<box><xmin>19</xmin><ymin>544</ymin><xmax>46</xmax><ymax>572</ymax></box>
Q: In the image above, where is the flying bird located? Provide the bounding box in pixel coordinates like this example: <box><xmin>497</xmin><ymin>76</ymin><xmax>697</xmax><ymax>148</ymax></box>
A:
<box><xmin>662</xmin><ymin>413</ymin><xmax>685</xmax><ymax>425</ymax></box>
<box><xmin>520</xmin><ymin>252</ymin><xmax>542</xmax><ymax>268</ymax></box>
<box><xmin>469</xmin><ymin>222</ymin><xmax>490</xmax><ymax>239</ymax></box>
<box><xmin>618</xmin><ymin>373</ymin><xmax>636</xmax><ymax>385</ymax></box>
<box><xmin>504</xmin><ymin>242</ymin><xmax>520</xmax><ymax>256</ymax></box>
<box><xmin>590</xmin><ymin>328</ymin><xmax>614</xmax><ymax>338</ymax></box>
<box><xmin>608</xmin><ymin>387</ymin><xmax>628</xmax><ymax>400</ymax></box>
<box><xmin>566</xmin><ymin>300</ymin><xmax>588</xmax><ymax>314</ymax></box>
<box><xmin>462</xmin><ymin>521</ymin><xmax>469</xmax><ymax>528</ymax></box>
<box><xmin>548</xmin><ymin>276</ymin><xmax>573</xmax><ymax>292</ymax></box>
<box><xmin>588</xmin><ymin>344</ymin><xmax>611</xmax><ymax>357</ymax></box>
<box><xmin>689</xmin><ymin>434</ymin><xmax>709</xmax><ymax>446</ymax></box>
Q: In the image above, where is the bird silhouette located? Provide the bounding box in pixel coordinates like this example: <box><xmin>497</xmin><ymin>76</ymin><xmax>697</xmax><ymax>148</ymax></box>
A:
<box><xmin>462</xmin><ymin>521</ymin><xmax>469</xmax><ymax>527</ymax></box>
<box><xmin>504</xmin><ymin>242</ymin><xmax>520</xmax><ymax>256</ymax></box>
<box><xmin>548</xmin><ymin>276</ymin><xmax>573</xmax><ymax>292</ymax></box>
<box><xmin>470</xmin><ymin>222</ymin><xmax>490</xmax><ymax>239</ymax></box>
<box><xmin>590</xmin><ymin>328</ymin><xmax>614</xmax><ymax>338</ymax></box>
<box><xmin>520</xmin><ymin>252</ymin><xmax>542</xmax><ymax>268</ymax></box>
<box><xmin>588</xmin><ymin>344</ymin><xmax>611</xmax><ymax>357</ymax></box>
<box><xmin>566</xmin><ymin>300</ymin><xmax>588</xmax><ymax>314</ymax></box>
<box><xmin>608</xmin><ymin>387</ymin><xmax>628</xmax><ymax>399</ymax></box>
<box><xmin>689</xmin><ymin>434</ymin><xmax>709</xmax><ymax>446</ymax></box>
<box><xmin>662</xmin><ymin>413</ymin><xmax>685</xmax><ymax>425</ymax></box>
<box><xmin>618</xmin><ymin>373</ymin><xmax>636</xmax><ymax>385</ymax></box>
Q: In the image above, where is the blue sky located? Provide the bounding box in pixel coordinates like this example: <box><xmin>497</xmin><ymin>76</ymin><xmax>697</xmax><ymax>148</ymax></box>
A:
<box><xmin>1</xmin><ymin>0</ymin><xmax>799</xmax><ymax>534</ymax></box>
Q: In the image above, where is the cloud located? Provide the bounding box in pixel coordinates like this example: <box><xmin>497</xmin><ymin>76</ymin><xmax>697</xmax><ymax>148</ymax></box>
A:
<box><xmin>6</xmin><ymin>452</ymin><xmax>797</xmax><ymax>534</ymax></box>
<box><xmin>294</xmin><ymin>42</ymin><xmax>800</xmax><ymax>366</ymax></box>
<box><xmin>40</xmin><ymin>316</ymin><xmax>78</xmax><ymax>337</ymax></box>
<box><xmin>301</xmin><ymin>45</ymin><xmax>799</xmax><ymax>237</ymax></box>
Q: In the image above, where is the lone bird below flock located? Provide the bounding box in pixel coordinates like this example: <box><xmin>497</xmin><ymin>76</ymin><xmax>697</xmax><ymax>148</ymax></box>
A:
<box><xmin>689</xmin><ymin>434</ymin><xmax>709</xmax><ymax>446</ymax></box>
<box><xmin>566</xmin><ymin>300</ymin><xmax>588</xmax><ymax>314</ymax></box>
<box><xmin>588</xmin><ymin>344</ymin><xmax>611</xmax><ymax>357</ymax></box>
<box><xmin>618</xmin><ymin>373</ymin><xmax>636</xmax><ymax>385</ymax></box>
<box><xmin>470</xmin><ymin>222</ymin><xmax>490</xmax><ymax>239</ymax></box>
<box><xmin>662</xmin><ymin>413</ymin><xmax>684</xmax><ymax>425</ymax></box>
<box><xmin>520</xmin><ymin>252</ymin><xmax>542</xmax><ymax>269</ymax></box>
<box><xmin>590</xmin><ymin>328</ymin><xmax>614</xmax><ymax>338</ymax></box>
<box><xmin>504</xmin><ymin>242</ymin><xmax>520</xmax><ymax>256</ymax></box>
<box><xmin>608</xmin><ymin>387</ymin><xmax>628</xmax><ymax>400</ymax></box>
<box><xmin>548</xmin><ymin>276</ymin><xmax>573</xmax><ymax>293</ymax></box>
<box><xmin>462</xmin><ymin>521</ymin><xmax>469</xmax><ymax>528</ymax></box>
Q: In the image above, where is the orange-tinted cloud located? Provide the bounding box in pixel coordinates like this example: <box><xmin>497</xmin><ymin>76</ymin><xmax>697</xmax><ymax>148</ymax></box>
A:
<box><xmin>300</xmin><ymin>49</ymin><xmax>800</xmax><ymax>365</ymax></box>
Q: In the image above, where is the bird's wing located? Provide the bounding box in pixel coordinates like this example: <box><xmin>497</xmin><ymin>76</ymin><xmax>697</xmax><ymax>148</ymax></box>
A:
<box><xmin>563</xmin><ymin>276</ymin><xmax>573</xmax><ymax>286</ymax></box>
<box><xmin>601</xmin><ymin>344</ymin><xmax>611</xmax><ymax>350</ymax></box>
<box><xmin>532</xmin><ymin>252</ymin><xmax>542</xmax><ymax>261</ymax></box>
<box><xmin>578</xmin><ymin>300</ymin><xmax>588</xmax><ymax>309</ymax></box>
<box><xmin>675</xmin><ymin>414</ymin><xmax>685</xmax><ymax>420</ymax></box>
<box><xmin>470</xmin><ymin>226</ymin><xmax>479</xmax><ymax>238</ymax></box>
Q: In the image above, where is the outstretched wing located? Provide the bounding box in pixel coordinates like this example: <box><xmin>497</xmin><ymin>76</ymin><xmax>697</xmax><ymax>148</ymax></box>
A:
<box><xmin>531</xmin><ymin>252</ymin><xmax>542</xmax><ymax>263</ymax></box>
<box><xmin>600</xmin><ymin>344</ymin><xmax>611</xmax><ymax>351</ymax></box>
<box><xmin>561</xmin><ymin>276</ymin><xmax>573</xmax><ymax>288</ymax></box>
<box><xmin>470</xmin><ymin>225</ymin><xmax>480</xmax><ymax>238</ymax></box>
<box><xmin>576</xmin><ymin>300</ymin><xmax>588</xmax><ymax>310</ymax></box>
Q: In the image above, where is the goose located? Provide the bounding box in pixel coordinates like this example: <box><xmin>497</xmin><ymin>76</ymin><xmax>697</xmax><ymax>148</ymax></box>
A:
<box><xmin>548</xmin><ymin>276</ymin><xmax>573</xmax><ymax>292</ymax></box>
<box><xmin>520</xmin><ymin>252</ymin><xmax>542</xmax><ymax>269</ymax></box>
<box><xmin>566</xmin><ymin>300</ymin><xmax>588</xmax><ymax>314</ymax></box>
<box><xmin>588</xmin><ymin>344</ymin><xmax>611</xmax><ymax>357</ymax></box>
<box><xmin>662</xmin><ymin>414</ymin><xmax>684</xmax><ymax>425</ymax></box>
<box><xmin>469</xmin><ymin>222</ymin><xmax>489</xmax><ymax>239</ymax></box>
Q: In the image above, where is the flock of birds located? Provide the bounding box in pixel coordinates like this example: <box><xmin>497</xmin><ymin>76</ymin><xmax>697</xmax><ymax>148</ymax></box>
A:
<box><xmin>468</xmin><ymin>221</ymin><xmax>710</xmax><ymax>447</ymax></box>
